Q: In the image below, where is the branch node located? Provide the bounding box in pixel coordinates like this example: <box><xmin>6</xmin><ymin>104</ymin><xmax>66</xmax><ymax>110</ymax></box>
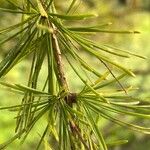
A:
<box><xmin>65</xmin><ymin>93</ymin><xmax>77</xmax><ymax>105</ymax></box>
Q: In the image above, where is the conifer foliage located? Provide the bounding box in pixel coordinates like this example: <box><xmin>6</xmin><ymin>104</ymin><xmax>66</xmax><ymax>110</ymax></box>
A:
<box><xmin>0</xmin><ymin>0</ymin><xmax>149</xmax><ymax>150</ymax></box>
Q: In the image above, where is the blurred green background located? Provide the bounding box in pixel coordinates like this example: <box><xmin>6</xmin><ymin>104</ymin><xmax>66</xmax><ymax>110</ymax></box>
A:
<box><xmin>0</xmin><ymin>0</ymin><xmax>150</xmax><ymax>150</ymax></box>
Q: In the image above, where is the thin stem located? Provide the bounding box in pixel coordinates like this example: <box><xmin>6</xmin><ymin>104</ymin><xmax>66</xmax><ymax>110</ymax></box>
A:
<box><xmin>70</xmin><ymin>120</ymin><xmax>90</xmax><ymax>150</ymax></box>
<box><xmin>47</xmin><ymin>20</ymin><xmax>69</xmax><ymax>93</ymax></box>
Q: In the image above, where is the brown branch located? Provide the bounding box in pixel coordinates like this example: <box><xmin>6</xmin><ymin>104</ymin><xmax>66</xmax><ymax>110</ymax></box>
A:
<box><xmin>70</xmin><ymin>121</ymin><xmax>90</xmax><ymax>150</ymax></box>
<box><xmin>47</xmin><ymin>20</ymin><xmax>78</xmax><ymax>105</ymax></box>
<box><xmin>51</xmin><ymin>30</ymin><xmax>69</xmax><ymax>91</ymax></box>
<box><xmin>45</xmin><ymin>5</ymin><xmax>85</xmax><ymax>149</ymax></box>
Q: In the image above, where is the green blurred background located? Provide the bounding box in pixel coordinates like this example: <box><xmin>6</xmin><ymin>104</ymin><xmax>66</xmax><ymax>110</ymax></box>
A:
<box><xmin>0</xmin><ymin>0</ymin><xmax>150</xmax><ymax>149</ymax></box>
